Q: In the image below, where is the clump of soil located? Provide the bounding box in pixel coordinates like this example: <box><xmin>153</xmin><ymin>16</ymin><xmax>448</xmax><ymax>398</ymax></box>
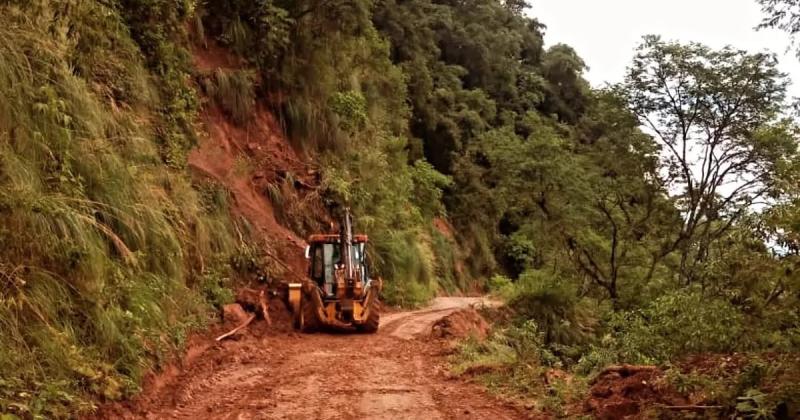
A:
<box><xmin>584</xmin><ymin>365</ymin><xmax>687</xmax><ymax>419</ymax></box>
<box><xmin>222</xmin><ymin>303</ymin><xmax>250</xmax><ymax>325</ymax></box>
<box><xmin>431</xmin><ymin>308</ymin><xmax>490</xmax><ymax>340</ymax></box>
<box><xmin>232</xmin><ymin>287</ymin><xmax>294</xmax><ymax>334</ymax></box>
<box><xmin>264</xmin><ymin>297</ymin><xmax>293</xmax><ymax>333</ymax></box>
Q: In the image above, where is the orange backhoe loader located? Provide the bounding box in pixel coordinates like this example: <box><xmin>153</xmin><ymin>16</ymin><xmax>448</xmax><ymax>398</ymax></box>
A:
<box><xmin>287</xmin><ymin>209</ymin><xmax>382</xmax><ymax>332</ymax></box>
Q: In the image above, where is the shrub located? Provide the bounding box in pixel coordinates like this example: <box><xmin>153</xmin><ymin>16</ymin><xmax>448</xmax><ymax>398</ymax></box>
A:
<box><xmin>488</xmin><ymin>274</ymin><xmax>514</xmax><ymax>296</ymax></box>
<box><xmin>507</xmin><ymin>270</ymin><xmax>596</xmax><ymax>349</ymax></box>
<box><xmin>605</xmin><ymin>290</ymin><xmax>745</xmax><ymax>364</ymax></box>
<box><xmin>329</xmin><ymin>91</ymin><xmax>368</xmax><ymax>132</ymax></box>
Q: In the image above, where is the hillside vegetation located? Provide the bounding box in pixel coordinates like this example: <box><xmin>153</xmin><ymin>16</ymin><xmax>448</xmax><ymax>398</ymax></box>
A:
<box><xmin>1</xmin><ymin>0</ymin><xmax>800</xmax><ymax>418</ymax></box>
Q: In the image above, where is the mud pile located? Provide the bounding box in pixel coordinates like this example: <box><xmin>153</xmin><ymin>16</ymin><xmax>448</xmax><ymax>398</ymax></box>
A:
<box><xmin>430</xmin><ymin>307</ymin><xmax>490</xmax><ymax>340</ymax></box>
<box><xmin>584</xmin><ymin>365</ymin><xmax>686</xmax><ymax>419</ymax></box>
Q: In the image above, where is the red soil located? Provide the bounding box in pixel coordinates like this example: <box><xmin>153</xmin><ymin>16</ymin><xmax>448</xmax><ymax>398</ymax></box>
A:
<box><xmin>584</xmin><ymin>365</ymin><xmax>687</xmax><ymax>419</ymax></box>
<box><xmin>188</xmin><ymin>41</ymin><xmax>326</xmax><ymax>282</ymax></box>
<box><xmin>431</xmin><ymin>307</ymin><xmax>490</xmax><ymax>341</ymax></box>
<box><xmin>192</xmin><ymin>40</ymin><xmax>243</xmax><ymax>73</ymax></box>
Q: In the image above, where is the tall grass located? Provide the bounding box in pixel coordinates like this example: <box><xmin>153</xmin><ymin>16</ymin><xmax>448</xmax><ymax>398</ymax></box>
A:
<box><xmin>202</xmin><ymin>69</ymin><xmax>256</xmax><ymax>125</ymax></box>
<box><xmin>0</xmin><ymin>2</ymin><xmax>238</xmax><ymax>417</ymax></box>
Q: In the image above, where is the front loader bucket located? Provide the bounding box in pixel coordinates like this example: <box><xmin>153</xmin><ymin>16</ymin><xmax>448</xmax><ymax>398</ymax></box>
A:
<box><xmin>288</xmin><ymin>280</ymin><xmax>382</xmax><ymax>332</ymax></box>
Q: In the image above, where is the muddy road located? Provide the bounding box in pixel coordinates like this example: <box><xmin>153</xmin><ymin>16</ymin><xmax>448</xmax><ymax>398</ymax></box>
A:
<box><xmin>95</xmin><ymin>297</ymin><xmax>529</xmax><ymax>419</ymax></box>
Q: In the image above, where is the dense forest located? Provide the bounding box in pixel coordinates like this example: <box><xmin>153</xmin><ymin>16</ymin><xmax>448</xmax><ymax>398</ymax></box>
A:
<box><xmin>1</xmin><ymin>0</ymin><xmax>799</xmax><ymax>417</ymax></box>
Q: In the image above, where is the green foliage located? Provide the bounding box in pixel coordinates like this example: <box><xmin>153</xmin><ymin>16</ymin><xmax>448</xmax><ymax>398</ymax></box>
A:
<box><xmin>202</xmin><ymin>69</ymin><xmax>256</xmax><ymax>124</ymax></box>
<box><xmin>375</xmin><ymin>2</ymin><xmax>800</xmax><ymax>415</ymax></box>
<box><xmin>488</xmin><ymin>274</ymin><xmax>514</xmax><ymax>296</ymax></box>
<box><xmin>452</xmin><ymin>320</ymin><xmax>554</xmax><ymax>381</ymax></box>
<box><xmin>381</xmin><ymin>274</ymin><xmax>435</xmax><ymax>308</ymax></box>
<box><xmin>452</xmin><ymin>320</ymin><xmax>587</xmax><ymax>414</ymax></box>
<box><xmin>199</xmin><ymin>261</ymin><xmax>236</xmax><ymax>309</ymax></box>
<box><xmin>623</xmin><ymin>35</ymin><xmax>799</xmax><ymax>284</ymax></box>
<box><xmin>197</xmin><ymin>0</ymin><xmax>454</xmax><ymax>305</ymax></box>
<box><xmin>1</xmin><ymin>0</ymin><xmax>800</xmax><ymax>416</ymax></box>
<box><xmin>758</xmin><ymin>0</ymin><xmax>800</xmax><ymax>57</ymax></box>
<box><xmin>410</xmin><ymin>160</ymin><xmax>453</xmax><ymax>219</ymax></box>
<box><xmin>116</xmin><ymin>0</ymin><xmax>201</xmax><ymax>167</ymax></box>
<box><xmin>507</xmin><ymin>271</ymin><xmax>597</xmax><ymax>350</ymax></box>
<box><xmin>662</xmin><ymin>355</ymin><xmax>800</xmax><ymax>419</ymax></box>
<box><xmin>203</xmin><ymin>0</ymin><xmax>293</xmax><ymax>69</ymax></box>
<box><xmin>328</xmin><ymin>91</ymin><xmax>368</xmax><ymax>132</ymax></box>
<box><xmin>430</xmin><ymin>229</ymin><xmax>463</xmax><ymax>294</ymax></box>
<box><xmin>603</xmin><ymin>290</ymin><xmax>745</xmax><ymax>364</ymax></box>
<box><xmin>0</xmin><ymin>1</ymin><xmax>240</xmax><ymax>416</ymax></box>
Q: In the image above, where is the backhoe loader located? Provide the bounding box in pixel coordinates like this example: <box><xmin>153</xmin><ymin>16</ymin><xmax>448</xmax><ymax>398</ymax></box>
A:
<box><xmin>288</xmin><ymin>209</ymin><xmax>382</xmax><ymax>332</ymax></box>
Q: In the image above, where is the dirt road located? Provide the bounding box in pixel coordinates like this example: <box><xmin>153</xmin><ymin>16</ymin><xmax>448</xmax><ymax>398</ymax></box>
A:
<box><xmin>95</xmin><ymin>297</ymin><xmax>529</xmax><ymax>419</ymax></box>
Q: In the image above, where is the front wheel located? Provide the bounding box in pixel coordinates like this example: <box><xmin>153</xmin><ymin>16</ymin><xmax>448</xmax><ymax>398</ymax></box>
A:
<box><xmin>357</xmin><ymin>298</ymin><xmax>381</xmax><ymax>333</ymax></box>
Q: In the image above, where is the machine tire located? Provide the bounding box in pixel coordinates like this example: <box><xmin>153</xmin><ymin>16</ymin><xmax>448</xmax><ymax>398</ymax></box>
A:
<box><xmin>300</xmin><ymin>292</ymin><xmax>320</xmax><ymax>333</ymax></box>
<box><xmin>357</xmin><ymin>298</ymin><xmax>381</xmax><ymax>333</ymax></box>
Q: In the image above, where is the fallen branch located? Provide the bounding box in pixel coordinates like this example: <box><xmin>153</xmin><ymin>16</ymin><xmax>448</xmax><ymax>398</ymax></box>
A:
<box><xmin>215</xmin><ymin>314</ymin><xmax>256</xmax><ymax>341</ymax></box>
<box><xmin>590</xmin><ymin>364</ymin><xmax>658</xmax><ymax>384</ymax></box>
<box><xmin>259</xmin><ymin>290</ymin><xmax>271</xmax><ymax>326</ymax></box>
<box><xmin>658</xmin><ymin>405</ymin><xmax>724</xmax><ymax>411</ymax></box>
<box><xmin>600</xmin><ymin>365</ymin><xmax>658</xmax><ymax>375</ymax></box>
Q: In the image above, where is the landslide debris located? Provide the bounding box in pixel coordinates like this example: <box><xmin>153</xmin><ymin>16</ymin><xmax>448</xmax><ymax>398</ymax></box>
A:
<box><xmin>430</xmin><ymin>307</ymin><xmax>490</xmax><ymax>341</ymax></box>
<box><xmin>584</xmin><ymin>365</ymin><xmax>687</xmax><ymax>419</ymax></box>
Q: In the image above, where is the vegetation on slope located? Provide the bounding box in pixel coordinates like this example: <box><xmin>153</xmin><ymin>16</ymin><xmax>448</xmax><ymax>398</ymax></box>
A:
<box><xmin>436</xmin><ymin>2</ymin><xmax>800</xmax><ymax>417</ymax></box>
<box><xmin>199</xmin><ymin>0</ymin><xmax>459</xmax><ymax>305</ymax></box>
<box><xmin>0</xmin><ymin>1</ymin><xmax>243</xmax><ymax>417</ymax></box>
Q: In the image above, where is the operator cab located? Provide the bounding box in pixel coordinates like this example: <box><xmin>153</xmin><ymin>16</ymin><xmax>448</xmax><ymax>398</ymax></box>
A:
<box><xmin>306</xmin><ymin>234</ymin><xmax>369</xmax><ymax>298</ymax></box>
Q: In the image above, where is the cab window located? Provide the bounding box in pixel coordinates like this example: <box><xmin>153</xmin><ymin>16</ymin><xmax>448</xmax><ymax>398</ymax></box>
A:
<box><xmin>311</xmin><ymin>245</ymin><xmax>324</xmax><ymax>280</ymax></box>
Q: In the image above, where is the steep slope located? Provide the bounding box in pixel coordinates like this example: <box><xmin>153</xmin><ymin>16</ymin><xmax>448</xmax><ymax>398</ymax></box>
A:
<box><xmin>0</xmin><ymin>3</ymin><xmax>244</xmax><ymax>417</ymax></box>
<box><xmin>189</xmin><ymin>42</ymin><xmax>327</xmax><ymax>282</ymax></box>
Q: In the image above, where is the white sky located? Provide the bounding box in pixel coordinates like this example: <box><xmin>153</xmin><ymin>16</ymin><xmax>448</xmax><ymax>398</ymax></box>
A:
<box><xmin>529</xmin><ymin>0</ymin><xmax>800</xmax><ymax>98</ymax></box>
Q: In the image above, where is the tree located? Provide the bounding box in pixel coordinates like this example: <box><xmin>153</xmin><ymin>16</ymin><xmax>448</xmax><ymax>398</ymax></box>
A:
<box><xmin>539</xmin><ymin>44</ymin><xmax>590</xmax><ymax>124</ymax></box>
<box><xmin>452</xmin><ymin>95</ymin><xmax>675</xmax><ymax>307</ymax></box>
<box><xmin>566</xmin><ymin>91</ymin><xmax>677</xmax><ymax>307</ymax></box>
<box><xmin>504</xmin><ymin>0</ymin><xmax>530</xmax><ymax>14</ymax></box>
<box><xmin>622</xmin><ymin>36</ymin><xmax>799</xmax><ymax>284</ymax></box>
<box><xmin>758</xmin><ymin>0</ymin><xmax>800</xmax><ymax>56</ymax></box>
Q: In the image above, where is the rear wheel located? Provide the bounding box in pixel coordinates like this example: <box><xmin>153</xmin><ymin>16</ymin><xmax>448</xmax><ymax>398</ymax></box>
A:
<box><xmin>357</xmin><ymin>298</ymin><xmax>381</xmax><ymax>333</ymax></box>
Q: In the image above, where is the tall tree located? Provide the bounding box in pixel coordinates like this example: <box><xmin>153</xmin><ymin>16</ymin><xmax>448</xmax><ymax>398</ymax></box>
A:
<box><xmin>622</xmin><ymin>35</ymin><xmax>799</xmax><ymax>284</ymax></box>
<box><xmin>566</xmin><ymin>91</ymin><xmax>677</xmax><ymax>306</ymax></box>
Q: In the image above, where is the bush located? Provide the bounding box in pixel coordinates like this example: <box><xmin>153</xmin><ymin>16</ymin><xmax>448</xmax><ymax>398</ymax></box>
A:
<box><xmin>506</xmin><ymin>270</ymin><xmax>596</xmax><ymax>350</ymax></box>
<box><xmin>488</xmin><ymin>274</ymin><xmax>514</xmax><ymax>296</ymax></box>
<box><xmin>451</xmin><ymin>320</ymin><xmax>582</xmax><ymax>414</ymax></box>
<box><xmin>604</xmin><ymin>290</ymin><xmax>745</xmax><ymax>364</ymax></box>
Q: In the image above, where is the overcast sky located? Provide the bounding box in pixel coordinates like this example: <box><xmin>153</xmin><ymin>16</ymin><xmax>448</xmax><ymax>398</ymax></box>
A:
<box><xmin>529</xmin><ymin>0</ymin><xmax>800</xmax><ymax>98</ymax></box>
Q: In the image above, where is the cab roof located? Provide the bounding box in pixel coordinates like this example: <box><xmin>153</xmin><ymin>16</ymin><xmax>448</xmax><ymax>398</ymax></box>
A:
<box><xmin>308</xmin><ymin>234</ymin><xmax>368</xmax><ymax>244</ymax></box>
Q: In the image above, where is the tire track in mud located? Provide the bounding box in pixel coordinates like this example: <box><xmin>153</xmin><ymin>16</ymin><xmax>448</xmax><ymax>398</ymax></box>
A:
<box><xmin>91</xmin><ymin>298</ymin><xmax>530</xmax><ymax>420</ymax></box>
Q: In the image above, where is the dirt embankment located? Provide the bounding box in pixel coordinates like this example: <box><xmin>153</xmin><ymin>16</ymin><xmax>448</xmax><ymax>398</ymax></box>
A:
<box><xmin>189</xmin><ymin>41</ymin><xmax>327</xmax><ymax>282</ymax></box>
<box><xmin>584</xmin><ymin>365</ymin><xmax>687</xmax><ymax>419</ymax></box>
